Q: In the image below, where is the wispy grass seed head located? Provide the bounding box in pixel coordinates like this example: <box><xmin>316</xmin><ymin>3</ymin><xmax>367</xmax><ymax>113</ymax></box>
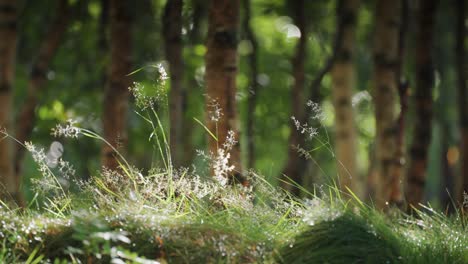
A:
<box><xmin>290</xmin><ymin>101</ymin><xmax>325</xmax><ymax>140</ymax></box>
<box><xmin>129</xmin><ymin>63</ymin><xmax>169</xmax><ymax>110</ymax></box>
<box><xmin>51</xmin><ymin>119</ymin><xmax>81</xmax><ymax>138</ymax></box>
<box><xmin>207</xmin><ymin>99</ymin><xmax>223</xmax><ymax>122</ymax></box>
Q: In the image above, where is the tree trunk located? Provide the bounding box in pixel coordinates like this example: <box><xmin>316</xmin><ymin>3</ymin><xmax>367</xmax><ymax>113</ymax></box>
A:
<box><xmin>0</xmin><ymin>0</ymin><xmax>19</xmax><ymax>204</ymax></box>
<box><xmin>205</xmin><ymin>0</ymin><xmax>245</xmax><ymax>184</ymax></box>
<box><xmin>280</xmin><ymin>0</ymin><xmax>307</xmax><ymax>196</ymax></box>
<box><xmin>331</xmin><ymin>0</ymin><xmax>360</xmax><ymax>196</ymax></box>
<box><xmin>188</xmin><ymin>0</ymin><xmax>205</xmax><ymax>45</ymax></box>
<box><xmin>15</xmin><ymin>0</ymin><xmax>71</xmax><ymax>186</ymax></box>
<box><xmin>372</xmin><ymin>0</ymin><xmax>401</xmax><ymax>208</ymax></box>
<box><xmin>406</xmin><ymin>0</ymin><xmax>437</xmax><ymax>210</ymax></box>
<box><xmin>102</xmin><ymin>0</ymin><xmax>132</xmax><ymax>170</ymax></box>
<box><xmin>300</xmin><ymin>8</ymin><xmax>344</xmax><ymax>193</ymax></box>
<box><xmin>391</xmin><ymin>0</ymin><xmax>409</xmax><ymax>208</ymax></box>
<box><xmin>181</xmin><ymin>0</ymin><xmax>206</xmax><ymax>166</ymax></box>
<box><xmin>456</xmin><ymin>0</ymin><xmax>468</xmax><ymax>210</ymax></box>
<box><xmin>98</xmin><ymin>0</ymin><xmax>109</xmax><ymax>56</ymax></box>
<box><xmin>440</xmin><ymin>125</ymin><xmax>456</xmax><ymax>214</ymax></box>
<box><xmin>163</xmin><ymin>0</ymin><xmax>184</xmax><ymax>168</ymax></box>
<box><xmin>241</xmin><ymin>0</ymin><xmax>258</xmax><ymax>170</ymax></box>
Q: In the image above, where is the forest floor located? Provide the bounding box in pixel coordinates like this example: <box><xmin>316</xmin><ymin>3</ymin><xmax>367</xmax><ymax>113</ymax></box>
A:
<box><xmin>1</xmin><ymin>121</ymin><xmax>467</xmax><ymax>263</ymax></box>
<box><xmin>1</xmin><ymin>170</ymin><xmax>467</xmax><ymax>263</ymax></box>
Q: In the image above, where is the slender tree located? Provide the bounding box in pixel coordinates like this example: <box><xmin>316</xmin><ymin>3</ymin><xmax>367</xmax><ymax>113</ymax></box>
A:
<box><xmin>456</xmin><ymin>0</ymin><xmax>467</xmax><ymax>208</ymax></box>
<box><xmin>440</xmin><ymin>126</ymin><xmax>456</xmax><ymax>213</ymax></box>
<box><xmin>98</xmin><ymin>0</ymin><xmax>109</xmax><ymax>60</ymax></box>
<box><xmin>433</xmin><ymin>0</ymin><xmax>457</xmax><ymax>212</ymax></box>
<box><xmin>299</xmin><ymin>3</ymin><xmax>344</xmax><ymax>192</ymax></box>
<box><xmin>372</xmin><ymin>0</ymin><xmax>401</xmax><ymax>208</ymax></box>
<box><xmin>406</xmin><ymin>0</ymin><xmax>437</xmax><ymax>209</ymax></box>
<box><xmin>188</xmin><ymin>0</ymin><xmax>205</xmax><ymax>44</ymax></box>
<box><xmin>205</xmin><ymin>0</ymin><xmax>245</xmax><ymax>184</ymax></box>
<box><xmin>281</xmin><ymin>0</ymin><xmax>307</xmax><ymax>195</ymax></box>
<box><xmin>15</xmin><ymin>0</ymin><xmax>72</xmax><ymax>182</ymax></box>
<box><xmin>392</xmin><ymin>0</ymin><xmax>409</xmax><ymax>208</ymax></box>
<box><xmin>0</xmin><ymin>0</ymin><xmax>18</xmax><ymax>204</ymax></box>
<box><xmin>241</xmin><ymin>0</ymin><xmax>259</xmax><ymax>170</ymax></box>
<box><xmin>330</xmin><ymin>0</ymin><xmax>360</xmax><ymax>196</ymax></box>
<box><xmin>102</xmin><ymin>0</ymin><xmax>132</xmax><ymax>170</ymax></box>
<box><xmin>163</xmin><ymin>0</ymin><xmax>184</xmax><ymax>168</ymax></box>
<box><xmin>181</xmin><ymin>0</ymin><xmax>207</xmax><ymax>166</ymax></box>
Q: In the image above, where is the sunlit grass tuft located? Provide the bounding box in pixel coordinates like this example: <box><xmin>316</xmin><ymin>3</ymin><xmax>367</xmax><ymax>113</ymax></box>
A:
<box><xmin>0</xmin><ymin>83</ymin><xmax>466</xmax><ymax>262</ymax></box>
<box><xmin>1</xmin><ymin>174</ymin><xmax>467</xmax><ymax>263</ymax></box>
<box><xmin>0</xmin><ymin>169</ymin><xmax>305</xmax><ymax>263</ymax></box>
<box><xmin>279</xmin><ymin>203</ymin><xmax>468</xmax><ymax>264</ymax></box>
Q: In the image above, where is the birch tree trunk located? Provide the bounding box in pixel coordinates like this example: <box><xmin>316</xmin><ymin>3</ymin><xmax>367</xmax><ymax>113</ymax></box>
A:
<box><xmin>163</xmin><ymin>0</ymin><xmax>184</xmax><ymax>168</ymax></box>
<box><xmin>15</xmin><ymin>0</ymin><xmax>71</xmax><ymax>181</ymax></box>
<box><xmin>0</xmin><ymin>0</ymin><xmax>19</xmax><ymax>204</ymax></box>
<box><xmin>372</xmin><ymin>0</ymin><xmax>401</xmax><ymax>208</ymax></box>
<box><xmin>98</xmin><ymin>0</ymin><xmax>109</xmax><ymax>58</ymax></box>
<box><xmin>455</xmin><ymin>0</ymin><xmax>467</xmax><ymax>209</ymax></box>
<box><xmin>241</xmin><ymin>0</ymin><xmax>259</xmax><ymax>170</ymax></box>
<box><xmin>392</xmin><ymin>0</ymin><xmax>409</xmax><ymax>208</ymax></box>
<box><xmin>102</xmin><ymin>0</ymin><xmax>132</xmax><ymax>170</ymax></box>
<box><xmin>440</xmin><ymin>125</ymin><xmax>456</xmax><ymax>213</ymax></box>
<box><xmin>182</xmin><ymin>0</ymin><xmax>206</xmax><ymax>166</ymax></box>
<box><xmin>406</xmin><ymin>0</ymin><xmax>437</xmax><ymax>210</ymax></box>
<box><xmin>331</xmin><ymin>0</ymin><xmax>360</xmax><ymax>196</ymax></box>
<box><xmin>281</xmin><ymin>0</ymin><xmax>307</xmax><ymax>196</ymax></box>
<box><xmin>205</xmin><ymin>0</ymin><xmax>245</xmax><ymax>184</ymax></box>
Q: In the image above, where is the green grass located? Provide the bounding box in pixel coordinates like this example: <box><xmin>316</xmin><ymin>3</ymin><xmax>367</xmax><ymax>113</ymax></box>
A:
<box><xmin>1</xmin><ymin>110</ymin><xmax>466</xmax><ymax>263</ymax></box>
<box><xmin>0</xmin><ymin>168</ymin><xmax>300</xmax><ymax>263</ymax></box>
<box><xmin>1</xmin><ymin>175</ymin><xmax>466</xmax><ymax>263</ymax></box>
<box><xmin>279</xmin><ymin>207</ymin><xmax>468</xmax><ymax>264</ymax></box>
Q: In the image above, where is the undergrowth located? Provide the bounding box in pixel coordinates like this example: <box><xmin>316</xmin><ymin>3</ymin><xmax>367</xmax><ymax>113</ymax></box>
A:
<box><xmin>0</xmin><ymin>65</ymin><xmax>466</xmax><ymax>263</ymax></box>
<box><xmin>1</xmin><ymin>159</ymin><xmax>466</xmax><ymax>263</ymax></box>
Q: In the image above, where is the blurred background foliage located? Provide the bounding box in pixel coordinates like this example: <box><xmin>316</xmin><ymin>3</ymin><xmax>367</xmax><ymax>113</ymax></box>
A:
<box><xmin>8</xmin><ymin>0</ymin><xmax>464</xmax><ymax>209</ymax></box>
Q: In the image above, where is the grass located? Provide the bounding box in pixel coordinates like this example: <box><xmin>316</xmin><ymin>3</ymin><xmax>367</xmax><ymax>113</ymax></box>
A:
<box><xmin>0</xmin><ymin>86</ymin><xmax>466</xmax><ymax>263</ymax></box>
<box><xmin>279</xmin><ymin>206</ymin><xmax>468</xmax><ymax>263</ymax></box>
<box><xmin>0</xmin><ymin>171</ymin><xmax>298</xmax><ymax>263</ymax></box>
<box><xmin>1</xmin><ymin>171</ymin><xmax>466</xmax><ymax>263</ymax></box>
